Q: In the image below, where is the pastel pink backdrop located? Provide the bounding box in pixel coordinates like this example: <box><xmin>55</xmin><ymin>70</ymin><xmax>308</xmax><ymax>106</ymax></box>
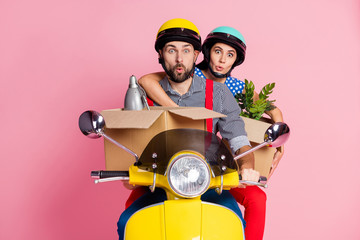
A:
<box><xmin>1</xmin><ymin>0</ymin><xmax>359</xmax><ymax>239</ymax></box>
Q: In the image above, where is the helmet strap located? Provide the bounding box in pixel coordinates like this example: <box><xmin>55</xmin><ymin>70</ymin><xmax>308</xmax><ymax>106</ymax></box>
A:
<box><xmin>207</xmin><ymin>61</ymin><xmax>233</xmax><ymax>79</ymax></box>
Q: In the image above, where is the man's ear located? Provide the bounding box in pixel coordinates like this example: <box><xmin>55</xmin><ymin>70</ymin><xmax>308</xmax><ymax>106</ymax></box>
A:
<box><xmin>158</xmin><ymin>51</ymin><xmax>163</xmax><ymax>64</ymax></box>
<box><xmin>193</xmin><ymin>50</ymin><xmax>200</xmax><ymax>62</ymax></box>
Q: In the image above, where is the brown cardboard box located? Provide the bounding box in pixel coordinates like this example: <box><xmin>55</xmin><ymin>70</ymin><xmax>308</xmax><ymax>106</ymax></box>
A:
<box><xmin>241</xmin><ymin>116</ymin><xmax>276</xmax><ymax>178</ymax></box>
<box><xmin>101</xmin><ymin>107</ymin><xmax>225</xmax><ymax>170</ymax></box>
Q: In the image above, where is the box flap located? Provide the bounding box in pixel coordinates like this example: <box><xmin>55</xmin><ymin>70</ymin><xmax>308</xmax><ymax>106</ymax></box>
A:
<box><xmin>100</xmin><ymin>107</ymin><xmax>225</xmax><ymax>129</ymax></box>
<box><xmin>168</xmin><ymin>107</ymin><xmax>226</xmax><ymax>120</ymax></box>
<box><xmin>101</xmin><ymin>109</ymin><xmax>164</xmax><ymax>129</ymax></box>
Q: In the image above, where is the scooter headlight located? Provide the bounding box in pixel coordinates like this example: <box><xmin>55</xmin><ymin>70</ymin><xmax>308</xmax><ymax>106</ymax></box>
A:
<box><xmin>168</xmin><ymin>153</ymin><xmax>210</xmax><ymax>198</ymax></box>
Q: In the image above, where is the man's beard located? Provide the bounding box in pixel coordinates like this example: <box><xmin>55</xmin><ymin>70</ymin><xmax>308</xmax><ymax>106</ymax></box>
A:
<box><xmin>167</xmin><ymin>63</ymin><xmax>192</xmax><ymax>83</ymax></box>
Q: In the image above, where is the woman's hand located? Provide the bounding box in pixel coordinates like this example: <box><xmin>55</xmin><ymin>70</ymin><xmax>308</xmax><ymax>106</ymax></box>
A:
<box><xmin>268</xmin><ymin>145</ymin><xmax>284</xmax><ymax>179</ymax></box>
<box><xmin>122</xmin><ymin>180</ymin><xmax>138</xmax><ymax>190</ymax></box>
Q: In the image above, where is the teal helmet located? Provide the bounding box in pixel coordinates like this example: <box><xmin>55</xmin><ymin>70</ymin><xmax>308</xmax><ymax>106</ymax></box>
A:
<box><xmin>200</xmin><ymin>26</ymin><xmax>246</xmax><ymax>78</ymax></box>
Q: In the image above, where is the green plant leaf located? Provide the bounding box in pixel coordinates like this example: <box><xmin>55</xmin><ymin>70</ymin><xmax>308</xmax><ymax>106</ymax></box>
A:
<box><xmin>236</xmin><ymin>79</ymin><xmax>277</xmax><ymax>120</ymax></box>
<box><xmin>259</xmin><ymin>82</ymin><xmax>275</xmax><ymax>100</ymax></box>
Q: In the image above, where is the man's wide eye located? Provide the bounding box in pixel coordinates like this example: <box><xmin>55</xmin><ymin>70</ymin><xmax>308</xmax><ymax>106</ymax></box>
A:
<box><xmin>169</xmin><ymin>49</ymin><xmax>175</xmax><ymax>53</ymax></box>
<box><xmin>227</xmin><ymin>53</ymin><xmax>234</xmax><ymax>58</ymax></box>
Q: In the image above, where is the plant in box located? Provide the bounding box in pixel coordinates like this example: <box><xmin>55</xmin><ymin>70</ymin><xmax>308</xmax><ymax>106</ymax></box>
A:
<box><xmin>235</xmin><ymin>79</ymin><xmax>277</xmax><ymax>120</ymax></box>
<box><xmin>234</xmin><ymin>79</ymin><xmax>279</xmax><ymax>178</ymax></box>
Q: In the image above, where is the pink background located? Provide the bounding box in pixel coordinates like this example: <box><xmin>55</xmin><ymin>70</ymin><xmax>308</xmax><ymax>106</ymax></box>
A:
<box><xmin>1</xmin><ymin>0</ymin><xmax>360</xmax><ymax>239</ymax></box>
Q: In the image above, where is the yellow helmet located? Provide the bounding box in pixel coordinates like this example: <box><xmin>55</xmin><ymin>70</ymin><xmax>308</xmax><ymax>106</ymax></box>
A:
<box><xmin>155</xmin><ymin>18</ymin><xmax>201</xmax><ymax>52</ymax></box>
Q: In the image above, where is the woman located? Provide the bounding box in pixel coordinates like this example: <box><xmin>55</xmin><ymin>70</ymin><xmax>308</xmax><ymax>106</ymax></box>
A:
<box><xmin>137</xmin><ymin>26</ymin><xmax>284</xmax><ymax>240</ymax></box>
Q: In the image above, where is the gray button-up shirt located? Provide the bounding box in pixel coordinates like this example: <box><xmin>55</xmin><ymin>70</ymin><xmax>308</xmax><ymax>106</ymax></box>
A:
<box><xmin>157</xmin><ymin>75</ymin><xmax>250</xmax><ymax>153</ymax></box>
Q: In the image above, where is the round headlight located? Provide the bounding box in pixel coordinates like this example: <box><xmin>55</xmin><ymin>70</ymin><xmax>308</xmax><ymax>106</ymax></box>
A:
<box><xmin>168</xmin><ymin>153</ymin><xmax>210</xmax><ymax>198</ymax></box>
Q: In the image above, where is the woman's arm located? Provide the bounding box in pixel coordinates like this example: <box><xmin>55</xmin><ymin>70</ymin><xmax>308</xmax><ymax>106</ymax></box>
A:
<box><xmin>138</xmin><ymin>72</ymin><xmax>178</xmax><ymax>107</ymax></box>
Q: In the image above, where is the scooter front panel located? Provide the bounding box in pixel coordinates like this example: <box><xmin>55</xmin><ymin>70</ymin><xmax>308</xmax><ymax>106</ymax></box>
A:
<box><xmin>125</xmin><ymin>203</ymin><xmax>166</xmax><ymax>240</ymax></box>
<box><xmin>124</xmin><ymin>199</ymin><xmax>244</xmax><ymax>240</ymax></box>
<box><xmin>164</xmin><ymin>199</ymin><xmax>202</xmax><ymax>240</ymax></box>
<box><xmin>201</xmin><ymin>202</ymin><xmax>245</xmax><ymax>240</ymax></box>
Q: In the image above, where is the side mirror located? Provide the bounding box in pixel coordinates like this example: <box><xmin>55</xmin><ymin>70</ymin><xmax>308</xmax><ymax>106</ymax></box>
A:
<box><xmin>264</xmin><ymin>122</ymin><xmax>290</xmax><ymax>148</ymax></box>
<box><xmin>78</xmin><ymin>110</ymin><xmax>139</xmax><ymax>161</ymax></box>
<box><xmin>234</xmin><ymin>122</ymin><xmax>290</xmax><ymax>161</ymax></box>
<box><xmin>79</xmin><ymin>110</ymin><xmax>105</xmax><ymax>138</ymax></box>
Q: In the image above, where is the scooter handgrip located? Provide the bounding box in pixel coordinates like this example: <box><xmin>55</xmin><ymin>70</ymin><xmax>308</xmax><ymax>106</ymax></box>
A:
<box><xmin>91</xmin><ymin>170</ymin><xmax>129</xmax><ymax>179</ymax></box>
<box><xmin>259</xmin><ymin>176</ymin><xmax>267</xmax><ymax>182</ymax></box>
<box><xmin>239</xmin><ymin>174</ymin><xmax>267</xmax><ymax>182</ymax></box>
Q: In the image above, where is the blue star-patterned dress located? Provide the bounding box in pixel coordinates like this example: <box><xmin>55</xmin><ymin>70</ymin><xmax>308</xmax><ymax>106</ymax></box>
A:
<box><xmin>194</xmin><ymin>67</ymin><xmax>244</xmax><ymax>96</ymax></box>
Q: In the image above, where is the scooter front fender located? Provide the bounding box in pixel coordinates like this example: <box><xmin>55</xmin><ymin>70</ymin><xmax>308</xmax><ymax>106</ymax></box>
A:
<box><xmin>124</xmin><ymin>199</ymin><xmax>244</xmax><ymax>240</ymax></box>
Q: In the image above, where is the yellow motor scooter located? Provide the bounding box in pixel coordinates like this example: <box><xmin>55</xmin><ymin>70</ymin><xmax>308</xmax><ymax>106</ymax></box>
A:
<box><xmin>79</xmin><ymin>110</ymin><xmax>290</xmax><ymax>240</ymax></box>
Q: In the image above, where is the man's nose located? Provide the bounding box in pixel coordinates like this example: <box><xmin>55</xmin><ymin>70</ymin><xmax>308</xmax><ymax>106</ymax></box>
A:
<box><xmin>176</xmin><ymin>52</ymin><xmax>183</xmax><ymax>63</ymax></box>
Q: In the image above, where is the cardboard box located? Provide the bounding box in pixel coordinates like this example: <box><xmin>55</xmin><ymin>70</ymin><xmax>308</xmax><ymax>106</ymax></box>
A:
<box><xmin>100</xmin><ymin>106</ymin><xmax>276</xmax><ymax>178</ymax></box>
<box><xmin>241</xmin><ymin>116</ymin><xmax>276</xmax><ymax>178</ymax></box>
<box><xmin>101</xmin><ymin>107</ymin><xmax>225</xmax><ymax>171</ymax></box>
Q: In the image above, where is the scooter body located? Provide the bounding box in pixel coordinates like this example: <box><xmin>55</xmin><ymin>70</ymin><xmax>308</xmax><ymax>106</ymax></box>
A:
<box><xmin>122</xmin><ymin>129</ymin><xmax>244</xmax><ymax>240</ymax></box>
<box><xmin>79</xmin><ymin>110</ymin><xmax>290</xmax><ymax>240</ymax></box>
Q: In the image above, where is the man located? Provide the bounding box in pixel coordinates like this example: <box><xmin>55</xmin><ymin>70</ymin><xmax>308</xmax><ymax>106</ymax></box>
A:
<box><xmin>117</xmin><ymin>18</ymin><xmax>259</xmax><ymax>239</ymax></box>
<box><xmin>153</xmin><ymin>18</ymin><xmax>258</xmax><ymax>178</ymax></box>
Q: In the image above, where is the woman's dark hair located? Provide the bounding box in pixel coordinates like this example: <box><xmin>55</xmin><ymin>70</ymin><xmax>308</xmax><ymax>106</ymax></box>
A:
<box><xmin>196</xmin><ymin>60</ymin><xmax>208</xmax><ymax>70</ymax></box>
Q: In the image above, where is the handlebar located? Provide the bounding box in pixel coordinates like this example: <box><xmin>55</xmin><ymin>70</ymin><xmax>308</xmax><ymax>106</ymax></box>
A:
<box><xmin>90</xmin><ymin>171</ymin><xmax>268</xmax><ymax>188</ymax></box>
<box><xmin>91</xmin><ymin>170</ymin><xmax>129</xmax><ymax>184</ymax></box>
<box><xmin>239</xmin><ymin>175</ymin><xmax>268</xmax><ymax>188</ymax></box>
<box><xmin>239</xmin><ymin>175</ymin><xmax>267</xmax><ymax>181</ymax></box>
<box><xmin>91</xmin><ymin>170</ymin><xmax>129</xmax><ymax>179</ymax></box>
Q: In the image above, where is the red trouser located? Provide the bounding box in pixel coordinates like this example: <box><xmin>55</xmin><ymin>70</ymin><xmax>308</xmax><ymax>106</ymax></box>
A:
<box><xmin>125</xmin><ymin>187</ymin><xmax>148</xmax><ymax>209</ymax></box>
<box><xmin>125</xmin><ymin>185</ymin><xmax>266</xmax><ymax>240</ymax></box>
<box><xmin>230</xmin><ymin>186</ymin><xmax>267</xmax><ymax>240</ymax></box>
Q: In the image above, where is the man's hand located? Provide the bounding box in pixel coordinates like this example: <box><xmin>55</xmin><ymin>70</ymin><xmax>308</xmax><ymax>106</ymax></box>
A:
<box><xmin>238</xmin><ymin>168</ymin><xmax>260</xmax><ymax>187</ymax></box>
<box><xmin>268</xmin><ymin>145</ymin><xmax>284</xmax><ymax>179</ymax></box>
<box><xmin>234</xmin><ymin>145</ymin><xmax>256</xmax><ymax>187</ymax></box>
<box><xmin>241</xmin><ymin>168</ymin><xmax>260</xmax><ymax>181</ymax></box>
<box><xmin>235</xmin><ymin>145</ymin><xmax>255</xmax><ymax>169</ymax></box>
